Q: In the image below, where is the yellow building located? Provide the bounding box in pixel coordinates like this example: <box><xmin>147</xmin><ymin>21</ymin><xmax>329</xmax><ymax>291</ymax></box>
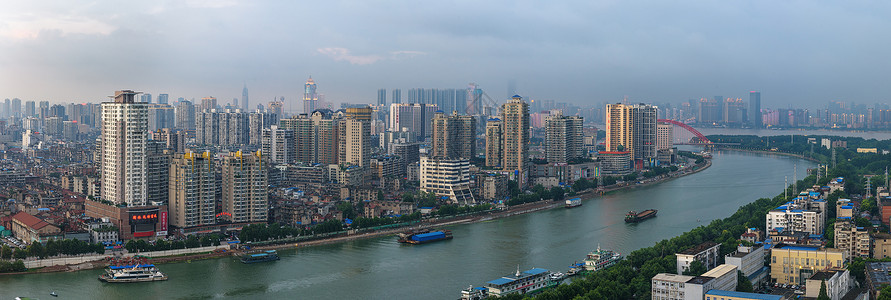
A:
<box><xmin>857</xmin><ymin>148</ymin><xmax>878</xmax><ymax>153</ymax></box>
<box><xmin>769</xmin><ymin>244</ymin><xmax>846</xmax><ymax>285</ymax></box>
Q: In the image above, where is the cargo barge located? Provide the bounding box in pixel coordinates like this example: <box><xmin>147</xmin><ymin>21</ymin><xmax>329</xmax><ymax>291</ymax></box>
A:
<box><xmin>397</xmin><ymin>229</ymin><xmax>452</xmax><ymax>244</ymax></box>
<box><xmin>241</xmin><ymin>250</ymin><xmax>280</xmax><ymax>264</ymax></box>
<box><xmin>624</xmin><ymin>209</ymin><xmax>657</xmax><ymax>223</ymax></box>
<box><xmin>564</xmin><ymin>198</ymin><xmax>582</xmax><ymax>208</ymax></box>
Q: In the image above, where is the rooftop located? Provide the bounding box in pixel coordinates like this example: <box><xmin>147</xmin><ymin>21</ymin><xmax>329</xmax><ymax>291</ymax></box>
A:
<box><xmin>810</xmin><ymin>270</ymin><xmax>837</xmax><ymax>281</ymax></box>
<box><xmin>686</xmin><ymin>276</ymin><xmax>715</xmax><ymax>285</ymax></box>
<box><xmin>678</xmin><ymin>241</ymin><xmax>719</xmax><ymax>255</ymax></box>
<box><xmin>652</xmin><ymin>273</ymin><xmax>694</xmax><ymax>283</ymax></box>
<box><xmin>705</xmin><ymin>289</ymin><xmax>781</xmax><ymax>300</ymax></box>
<box><xmin>866</xmin><ymin>262</ymin><xmax>891</xmax><ymax>286</ymax></box>
<box><xmin>702</xmin><ymin>264</ymin><xmax>737</xmax><ymax>278</ymax></box>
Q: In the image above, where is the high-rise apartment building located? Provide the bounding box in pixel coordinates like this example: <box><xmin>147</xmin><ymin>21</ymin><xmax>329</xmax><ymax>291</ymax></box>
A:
<box><xmin>146</xmin><ymin>140</ymin><xmax>170</xmax><ymax>205</ymax></box>
<box><xmin>545</xmin><ymin>111</ymin><xmax>584</xmax><ymax>163</ymax></box>
<box><xmin>749</xmin><ymin>91</ymin><xmax>761</xmax><ymax>127</ymax></box>
<box><xmin>339</xmin><ymin>107</ymin><xmax>372</xmax><ymax>167</ymax></box>
<box><xmin>195</xmin><ymin>109</ymin><xmax>249</xmax><ymax>146</ymax></box>
<box><xmin>221</xmin><ymin>151</ymin><xmax>268</xmax><ymax>223</ymax></box>
<box><xmin>388</xmin><ymin>103</ymin><xmax>438</xmax><ymax>141</ymax></box>
<box><xmin>391</xmin><ymin>89</ymin><xmax>402</xmax><ymax>104</ymax></box>
<box><xmin>377</xmin><ymin>89</ymin><xmax>387</xmax><ymax>107</ymax></box>
<box><xmin>169</xmin><ymin>152</ymin><xmax>216</xmax><ymax>228</ymax></box>
<box><xmin>605</xmin><ymin>103</ymin><xmax>657</xmax><ymax>162</ymax></box>
<box><xmin>158</xmin><ymin>93</ymin><xmax>169</xmax><ymax>105</ymax></box>
<box><xmin>200</xmin><ymin>97</ymin><xmax>217</xmax><ymax>112</ymax></box>
<box><xmin>656</xmin><ymin>122</ymin><xmax>673</xmax><ymax>151</ymax></box>
<box><xmin>262</xmin><ymin>125</ymin><xmax>296</xmax><ymax>164</ymax></box>
<box><xmin>101</xmin><ymin>90</ymin><xmax>149</xmax><ymax>206</ymax></box>
<box><xmin>304</xmin><ymin>77</ymin><xmax>318</xmax><ymax>114</ymax></box>
<box><xmin>420</xmin><ymin>156</ymin><xmax>476</xmax><ymax>204</ymax></box>
<box><xmin>430</xmin><ymin>111</ymin><xmax>477</xmax><ymax>159</ymax></box>
<box><xmin>242</xmin><ymin>84</ymin><xmax>249</xmax><ymax>110</ymax></box>
<box><xmin>500</xmin><ymin>95</ymin><xmax>530</xmax><ymax>172</ymax></box>
<box><xmin>280</xmin><ymin>110</ymin><xmax>339</xmax><ymax>165</ymax></box>
<box><xmin>140</xmin><ymin>94</ymin><xmax>152</xmax><ymax>103</ymax></box>
<box><xmin>24</xmin><ymin>101</ymin><xmax>35</xmax><ymax>118</ymax></box>
<box><xmin>152</xmin><ymin>128</ymin><xmax>185</xmax><ymax>153</ymax></box>
<box><xmin>175</xmin><ymin>100</ymin><xmax>196</xmax><ymax>130</ymax></box>
<box><xmin>485</xmin><ymin>118</ymin><xmax>503</xmax><ymax>168</ymax></box>
<box><xmin>723</xmin><ymin>98</ymin><xmax>745</xmax><ymax>124</ymax></box>
<box><xmin>148</xmin><ymin>104</ymin><xmax>175</xmax><ymax>131</ymax></box>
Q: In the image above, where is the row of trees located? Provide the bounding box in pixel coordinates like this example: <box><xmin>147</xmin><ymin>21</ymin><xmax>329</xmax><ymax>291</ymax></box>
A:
<box><xmin>0</xmin><ymin>259</ymin><xmax>25</xmax><ymax>273</ymax></box>
<box><xmin>124</xmin><ymin>234</ymin><xmax>221</xmax><ymax>253</ymax></box>
<box><xmin>1</xmin><ymin>239</ymin><xmax>105</xmax><ymax>260</ymax></box>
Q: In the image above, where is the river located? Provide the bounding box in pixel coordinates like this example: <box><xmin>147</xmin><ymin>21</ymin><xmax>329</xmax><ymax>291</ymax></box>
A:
<box><xmin>0</xmin><ymin>149</ymin><xmax>815</xmax><ymax>299</ymax></box>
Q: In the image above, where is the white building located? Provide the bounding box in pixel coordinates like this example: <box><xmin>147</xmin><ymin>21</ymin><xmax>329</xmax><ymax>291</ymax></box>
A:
<box><xmin>677</xmin><ymin>241</ymin><xmax>720</xmax><ymax>275</ymax></box>
<box><xmin>724</xmin><ymin>244</ymin><xmax>768</xmax><ymax>286</ymax></box>
<box><xmin>101</xmin><ymin>90</ymin><xmax>149</xmax><ymax>206</ymax></box>
<box><xmin>420</xmin><ymin>156</ymin><xmax>475</xmax><ymax>205</ymax></box>
<box><xmin>701</xmin><ymin>264</ymin><xmax>738</xmax><ymax>293</ymax></box>
<box><xmin>805</xmin><ymin>269</ymin><xmax>852</xmax><ymax>300</ymax></box>
<box><xmin>765</xmin><ymin>197</ymin><xmax>827</xmax><ymax>235</ymax></box>
<box><xmin>652</xmin><ymin>265</ymin><xmax>738</xmax><ymax>300</ymax></box>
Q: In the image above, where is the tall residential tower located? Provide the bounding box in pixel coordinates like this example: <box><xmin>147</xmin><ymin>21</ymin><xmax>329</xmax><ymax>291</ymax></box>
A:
<box><xmin>101</xmin><ymin>90</ymin><xmax>149</xmax><ymax>206</ymax></box>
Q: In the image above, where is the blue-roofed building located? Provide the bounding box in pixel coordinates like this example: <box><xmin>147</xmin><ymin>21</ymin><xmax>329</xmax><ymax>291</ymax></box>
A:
<box><xmin>705</xmin><ymin>289</ymin><xmax>781</xmax><ymax>300</ymax></box>
<box><xmin>483</xmin><ymin>267</ymin><xmax>551</xmax><ymax>297</ymax></box>
<box><xmin>766</xmin><ymin>195</ymin><xmax>827</xmax><ymax>236</ymax></box>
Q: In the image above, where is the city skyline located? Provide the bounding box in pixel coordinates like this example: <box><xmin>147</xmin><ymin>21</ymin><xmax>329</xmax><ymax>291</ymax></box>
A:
<box><xmin>3</xmin><ymin>1</ymin><xmax>891</xmax><ymax>107</ymax></box>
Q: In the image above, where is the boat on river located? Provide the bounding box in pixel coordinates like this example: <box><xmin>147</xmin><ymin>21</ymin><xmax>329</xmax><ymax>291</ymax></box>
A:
<box><xmin>583</xmin><ymin>245</ymin><xmax>622</xmax><ymax>271</ymax></box>
<box><xmin>241</xmin><ymin>250</ymin><xmax>280</xmax><ymax>264</ymax></box>
<box><xmin>460</xmin><ymin>267</ymin><xmax>553</xmax><ymax>299</ymax></box>
<box><xmin>397</xmin><ymin>229</ymin><xmax>452</xmax><ymax>244</ymax></box>
<box><xmin>624</xmin><ymin>209</ymin><xmax>657</xmax><ymax>223</ymax></box>
<box><xmin>99</xmin><ymin>264</ymin><xmax>168</xmax><ymax>283</ymax></box>
<box><xmin>564</xmin><ymin>198</ymin><xmax>582</xmax><ymax>208</ymax></box>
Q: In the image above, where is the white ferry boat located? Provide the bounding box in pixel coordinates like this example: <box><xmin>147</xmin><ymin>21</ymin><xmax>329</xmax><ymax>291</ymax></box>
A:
<box><xmin>99</xmin><ymin>264</ymin><xmax>168</xmax><ymax>283</ymax></box>
<box><xmin>460</xmin><ymin>267</ymin><xmax>553</xmax><ymax>299</ymax></box>
<box><xmin>583</xmin><ymin>245</ymin><xmax>622</xmax><ymax>272</ymax></box>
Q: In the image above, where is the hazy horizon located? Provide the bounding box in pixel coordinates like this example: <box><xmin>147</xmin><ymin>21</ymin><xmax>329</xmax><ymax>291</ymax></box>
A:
<box><xmin>3</xmin><ymin>1</ymin><xmax>891</xmax><ymax>109</ymax></box>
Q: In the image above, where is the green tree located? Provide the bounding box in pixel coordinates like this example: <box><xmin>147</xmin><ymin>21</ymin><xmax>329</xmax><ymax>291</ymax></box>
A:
<box><xmin>27</xmin><ymin>242</ymin><xmax>44</xmax><ymax>258</ymax></box>
<box><xmin>818</xmin><ymin>280</ymin><xmax>830</xmax><ymax>300</ymax></box>
<box><xmin>0</xmin><ymin>245</ymin><xmax>11</xmax><ymax>259</ymax></box>
<box><xmin>550</xmin><ymin>186</ymin><xmax>565</xmax><ymax>201</ymax></box>
<box><xmin>682</xmin><ymin>260</ymin><xmax>707</xmax><ymax>276</ymax></box>
<box><xmin>13</xmin><ymin>248</ymin><xmax>27</xmax><ymax>260</ymax></box>
<box><xmin>878</xmin><ymin>285</ymin><xmax>891</xmax><ymax>300</ymax></box>
<box><xmin>736</xmin><ymin>270</ymin><xmax>754</xmax><ymax>292</ymax></box>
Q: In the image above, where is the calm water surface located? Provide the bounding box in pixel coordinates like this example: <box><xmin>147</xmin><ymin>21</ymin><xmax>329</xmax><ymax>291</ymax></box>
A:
<box><xmin>0</xmin><ymin>150</ymin><xmax>815</xmax><ymax>299</ymax></box>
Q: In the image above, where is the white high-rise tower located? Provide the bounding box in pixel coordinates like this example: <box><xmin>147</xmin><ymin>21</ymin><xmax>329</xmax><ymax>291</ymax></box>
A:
<box><xmin>101</xmin><ymin>90</ymin><xmax>149</xmax><ymax>206</ymax></box>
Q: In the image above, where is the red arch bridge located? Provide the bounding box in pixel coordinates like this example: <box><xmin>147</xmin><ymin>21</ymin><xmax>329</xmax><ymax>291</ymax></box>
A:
<box><xmin>657</xmin><ymin>119</ymin><xmax>713</xmax><ymax>145</ymax></box>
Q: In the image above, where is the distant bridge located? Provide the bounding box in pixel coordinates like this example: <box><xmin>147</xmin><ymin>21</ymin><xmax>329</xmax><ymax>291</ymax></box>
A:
<box><xmin>657</xmin><ymin>119</ymin><xmax>712</xmax><ymax>145</ymax></box>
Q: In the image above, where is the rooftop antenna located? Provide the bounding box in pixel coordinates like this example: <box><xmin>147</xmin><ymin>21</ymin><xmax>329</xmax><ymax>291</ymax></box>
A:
<box><xmin>785</xmin><ymin>176</ymin><xmax>788</xmax><ymax>199</ymax></box>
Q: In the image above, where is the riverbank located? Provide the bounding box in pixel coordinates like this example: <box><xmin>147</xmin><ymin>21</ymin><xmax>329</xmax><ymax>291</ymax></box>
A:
<box><xmin>716</xmin><ymin>147</ymin><xmax>821</xmax><ymax>163</ymax></box>
<box><xmin>0</xmin><ymin>158</ymin><xmax>713</xmax><ymax>276</ymax></box>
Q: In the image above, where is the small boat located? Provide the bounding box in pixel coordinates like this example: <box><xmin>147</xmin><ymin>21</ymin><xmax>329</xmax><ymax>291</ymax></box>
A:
<box><xmin>240</xmin><ymin>250</ymin><xmax>280</xmax><ymax>264</ymax></box>
<box><xmin>564</xmin><ymin>198</ymin><xmax>582</xmax><ymax>208</ymax></box>
<box><xmin>625</xmin><ymin>209</ymin><xmax>658</xmax><ymax>223</ymax></box>
<box><xmin>50</xmin><ymin>291</ymin><xmax>58</xmax><ymax>297</ymax></box>
<box><xmin>549</xmin><ymin>272</ymin><xmax>566</xmax><ymax>281</ymax></box>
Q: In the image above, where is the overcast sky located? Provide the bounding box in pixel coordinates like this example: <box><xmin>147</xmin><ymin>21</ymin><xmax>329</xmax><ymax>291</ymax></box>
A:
<box><xmin>2</xmin><ymin>0</ymin><xmax>890</xmax><ymax>110</ymax></box>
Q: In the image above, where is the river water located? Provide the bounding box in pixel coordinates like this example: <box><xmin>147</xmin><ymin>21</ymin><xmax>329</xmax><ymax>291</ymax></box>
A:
<box><xmin>0</xmin><ymin>149</ymin><xmax>815</xmax><ymax>300</ymax></box>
